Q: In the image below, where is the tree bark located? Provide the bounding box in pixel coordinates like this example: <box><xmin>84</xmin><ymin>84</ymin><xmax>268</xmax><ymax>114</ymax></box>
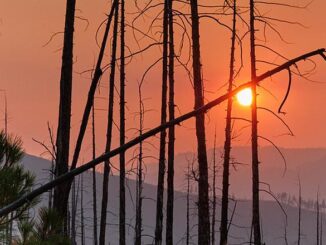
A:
<box><xmin>99</xmin><ymin>3</ymin><xmax>119</xmax><ymax>244</ymax></box>
<box><xmin>135</xmin><ymin>83</ymin><xmax>144</xmax><ymax>245</ymax></box>
<box><xmin>249</xmin><ymin>0</ymin><xmax>262</xmax><ymax>244</ymax></box>
<box><xmin>220</xmin><ymin>1</ymin><xmax>236</xmax><ymax>244</ymax></box>
<box><xmin>92</xmin><ymin>105</ymin><xmax>98</xmax><ymax>245</ymax></box>
<box><xmin>119</xmin><ymin>0</ymin><xmax>126</xmax><ymax>244</ymax></box>
<box><xmin>154</xmin><ymin>0</ymin><xmax>169</xmax><ymax>243</ymax></box>
<box><xmin>166</xmin><ymin>0</ymin><xmax>175</xmax><ymax>243</ymax></box>
<box><xmin>53</xmin><ymin>0</ymin><xmax>76</xmax><ymax>234</ymax></box>
<box><xmin>189</xmin><ymin>0</ymin><xmax>210</xmax><ymax>244</ymax></box>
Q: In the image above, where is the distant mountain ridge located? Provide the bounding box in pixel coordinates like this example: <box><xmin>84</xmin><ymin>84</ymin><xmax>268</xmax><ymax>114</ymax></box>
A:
<box><xmin>19</xmin><ymin>147</ymin><xmax>326</xmax><ymax>244</ymax></box>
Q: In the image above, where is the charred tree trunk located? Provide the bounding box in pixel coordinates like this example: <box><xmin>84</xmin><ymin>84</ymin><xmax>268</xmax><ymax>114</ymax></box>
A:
<box><xmin>298</xmin><ymin>178</ymin><xmax>301</xmax><ymax>245</ymax></box>
<box><xmin>69</xmin><ymin>0</ymin><xmax>117</xmax><ymax>171</ymax></box>
<box><xmin>92</xmin><ymin>105</ymin><xmax>98</xmax><ymax>245</ymax></box>
<box><xmin>249</xmin><ymin>0</ymin><xmax>261</xmax><ymax>244</ymax></box>
<box><xmin>317</xmin><ymin>191</ymin><xmax>320</xmax><ymax>245</ymax></box>
<box><xmin>119</xmin><ymin>0</ymin><xmax>126</xmax><ymax>244</ymax></box>
<box><xmin>212</xmin><ymin>130</ymin><xmax>217</xmax><ymax>245</ymax></box>
<box><xmin>154</xmin><ymin>0</ymin><xmax>169</xmax><ymax>243</ymax></box>
<box><xmin>99</xmin><ymin>3</ymin><xmax>119</xmax><ymax>244</ymax></box>
<box><xmin>220</xmin><ymin>1</ymin><xmax>237</xmax><ymax>244</ymax></box>
<box><xmin>71</xmin><ymin>178</ymin><xmax>77</xmax><ymax>245</ymax></box>
<box><xmin>81</xmin><ymin>173</ymin><xmax>85</xmax><ymax>245</ymax></box>
<box><xmin>135</xmin><ymin>83</ymin><xmax>144</xmax><ymax>245</ymax></box>
<box><xmin>189</xmin><ymin>0</ymin><xmax>210</xmax><ymax>244</ymax></box>
<box><xmin>166</xmin><ymin>0</ymin><xmax>175</xmax><ymax>244</ymax></box>
<box><xmin>53</xmin><ymin>0</ymin><xmax>76</xmax><ymax>234</ymax></box>
<box><xmin>186</xmin><ymin>161</ymin><xmax>190</xmax><ymax>245</ymax></box>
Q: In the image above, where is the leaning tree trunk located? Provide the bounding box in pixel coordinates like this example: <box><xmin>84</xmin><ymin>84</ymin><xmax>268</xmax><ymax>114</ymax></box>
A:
<box><xmin>53</xmin><ymin>0</ymin><xmax>76</xmax><ymax>234</ymax></box>
<box><xmin>189</xmin><ymin>0</ymin><xmax>210</xmax><ymax>244</ymax></box>
<box><xmin>220</xmin><ymin>1</ymin><xmax>237</xmax><ymax>244</ymax></box>
<box><xmin>249</xmin><ymin>0</ymin><xmax>262</xmax><ymax>244</ymax></box>
<box><xmin>99</xmin><ymin>3</ymin><xmax>119</xmax><ymax>244</ymax></box>
<box><xmin>119</xmin><ymin>0</ymin><xmax>126</xmax><ymax>244</ymax></box>
<box><xmin>166</xmin><ymin>0</ymin><xmax>175</xmax><ymax>244</ymax></box>
<box><xmin>154</xmin><ymin>0</ymin><xmax>169</xmax><ymax>243</ymax></box>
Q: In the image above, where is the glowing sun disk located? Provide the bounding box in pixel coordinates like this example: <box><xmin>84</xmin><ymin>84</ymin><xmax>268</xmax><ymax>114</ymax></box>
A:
<box><xmin>236</xmin><ymin>88</ymin><xmax>253</xmax><ymax>106</ymax></box>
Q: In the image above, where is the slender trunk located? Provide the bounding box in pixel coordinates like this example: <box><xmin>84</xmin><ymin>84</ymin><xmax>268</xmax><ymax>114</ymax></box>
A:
<box><xmin>212</xmin><ymin>130</ymin><xmax>217</xmax><ymax>245</ymax></box>
<box><xmin>220</xmin><ymin>2</ymin><xmax>237</xmax><ymax>245</ymax></box>
<box><xmin>249</xmin><ymin>1</ymin><xmax>261</xmax><ymax>244</ymax></box>
<box><xmin>61</xmin><ymin>2</ymin><xmax>117</xmax><ymax>236</ymax></box>
<box><xmin>92</xmin><ymin>105</ymin><xmax>98</xmax><ymax>245</ymax></box>
<box><xmin>321</xmin><ymin>213</ymin><xmax>323</xmax><ymax>245</ymax></box>
<box><xmin>71</xmin><ymin>178</ymin><xmax>76</xmax><ymax>245</ymax></box>
<box><xmin>190</xmin><ymin>0</ymin><xmax>210</xmax><ymax>244</ymax></box>
<box><xmin>186</xmin><ymin>162</ymin><xmax>190</xmax><ymax>245</ymax></box>
<box><xmin>81</xmin><ymin>173</ymin><xmax>85</xmax><ymax>245</ymax></box>
<box><xmin>48</xmin><ymin>160</ymin><xmax>55</xmax><ymax>209</ymax></box>
<box><xmin>53</xmin><ymin>0</ymin><xmax>76</xmax><ymax>234</ymax></box>
<box><xmin>297</xmin><ymin>178</ymin><xmax>301</xmax><ymax>245</ymax></box>
<box><xmin>70</xmin><ymin>0</ymin><xmax>118</xmax><ymax>171</ymax></box>
<box><xmin>99</xmin><ymin>3</ymin><xmax>119</xmax><ymax>244</ymax></box>
<box><xmin>119</xmin><ymin>0</ymin><xmax>126</xmax><ymax>244</ymax></box>
<box><xmin>135</xmin><ymin>83</ymin><xmax>143</xmax><ymax>245</ymax></box>
<box><xmin>317</xmin><ymin>192</ymin><xmax>320</xmax><ymax>245</ymax></box>
<box><xmin>154</xmin><ymin>0</ymin><xmax>169</xmax><ymax>243</ymax></box>
<box><xmin>166</xmin><ymin>0</ymin><xmax>175</xmax><ymax>243</ymax></box>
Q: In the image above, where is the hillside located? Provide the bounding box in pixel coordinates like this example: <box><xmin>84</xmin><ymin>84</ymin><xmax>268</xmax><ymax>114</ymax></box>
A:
<box><xmin>20</xmin><ymin>148</ymin><xmax>326</xmax><ymax>244</ymax></box>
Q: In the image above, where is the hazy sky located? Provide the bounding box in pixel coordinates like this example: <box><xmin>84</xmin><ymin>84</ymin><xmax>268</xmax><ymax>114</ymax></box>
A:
<box><xmin>0</xmin><ymin>0</ymin><xmax>325</xmax><ymax>164</ymax></box>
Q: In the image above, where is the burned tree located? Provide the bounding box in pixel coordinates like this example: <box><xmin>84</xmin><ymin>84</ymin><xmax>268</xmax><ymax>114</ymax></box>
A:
<box><xmin>189</xmin><ymin>0</ymin><xmax>211</xmax><ymax>243</ymax></box>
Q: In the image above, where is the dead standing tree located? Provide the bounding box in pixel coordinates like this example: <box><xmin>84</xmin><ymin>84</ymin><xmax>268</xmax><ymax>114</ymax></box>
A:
<box><xmin>220</xmin><ymin>1</ymin><xmax>237</xmax><ymax>244</ymax></box>
<box><xmin>166</xmin><ymin>0</ymin><xmax>175</xmax><ymax>243</ymax></box>
<box><xmin>249</xmin><ymin>0</ymin><xmax>262</xmax><ymax>244</ymax></box>
<box><xmin>154</xmin><ymin>0</ymin><xmax>169</xmax><ymax>243</ymax></box>
<box><xmin>53</xmin><ymin>0</ymin><xmax>76</xmax><ymax>234</ymax></box>
<box><xmin>189</xmin><ymin>0</ymin><xmax>211</xmax><ymax>243</ymax></box>
<box><xmin>119</xmin><ymin>0</ymin><xmax>126</xmax><ymax>244</ymax></box>
<box><xmin>99</xmin><ymin>2</ymin><xmax>119</xmax><ymax>244</ymax></box>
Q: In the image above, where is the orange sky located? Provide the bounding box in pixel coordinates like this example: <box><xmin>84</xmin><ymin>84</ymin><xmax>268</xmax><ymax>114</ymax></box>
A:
<box><xmin>0</xmin><ymin>0</ymin><xmax>325</xmax><ymax>165</ymax></box>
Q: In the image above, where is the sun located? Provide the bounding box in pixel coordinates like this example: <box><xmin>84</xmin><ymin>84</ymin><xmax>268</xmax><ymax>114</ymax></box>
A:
<box><xmin>236</xmin><ymin>88</ymin><xmax>253</xmax><ymax>106</ymax></box>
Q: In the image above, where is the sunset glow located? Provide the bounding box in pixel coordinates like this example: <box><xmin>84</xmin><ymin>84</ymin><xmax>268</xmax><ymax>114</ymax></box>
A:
<box><xmin>236</xmin><ymin>88</ymin><xmax>253</xmax><ymax>106</ymax></box>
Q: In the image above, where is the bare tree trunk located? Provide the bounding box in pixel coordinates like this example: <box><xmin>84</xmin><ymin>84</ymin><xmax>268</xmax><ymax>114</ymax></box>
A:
<box><xmin>166</xmin><ymin>0</ymin><xmax>175</xmax><ymax>243</ymax></box>
<box><xmin>249</xmin><ymin>1</ymin><xmax>261</xmax><ymax>244</ymax></box>
<box><xmin>70</xmin><ymin>0</ymin><xmax>117</xmax><ymax>171</ymax></box>
<box><xmin>53</xmin><ymin>0</ymin><xmax>76</xmax><ymax>234</ymax></box>
<box><xmin>298</xmin><ymin>178</ymin><xmax>301</xmax><ymax>245</ymax></box>
<box><xmin>154</xmin><ymin>0</ymin><xmax>169</xmax><ymax>243</ymax></box>
<box><xmin>189</xmin><ymin>0</ymin><xmax>210</xmax><ymax>244</ymax></box>
<box><xmin>71</xmin><ymin>177</ymin><xmax>77</xmax><ymax>245</ymax></box>
<box><xmin>48</xmin><ymin>159</ymin><xmax>55</xmax><ymax>209</ymax></box>
<box><xmin>81</xmin><ymin>173</ymin><xmax>85</xmax><ymax>245</ymax></box>
<box><xmin>135</xmin><ymin>83</ymin><xmax>144</xmax><ymax>245</ymax></box>
<box><xmin>220</xmin><ymin>2</ymin><xmax>237</xmax><ymax>245</ymax></box>
<box><xmin>317</xmin><ymin>191</ymin><xmax>320</xmax><ymax>245</ymax></box>
<box><xmin>119</xmin><ymin>0</ymin><xmax>126</xmax><ymax>244</ymax></box>
<box><xmin>92</xmin><ymin>105</ymin><xmax>98</xmax><ymax>245</ymax></box>
<box><xmin>99</xmin><ymin>3</ymin><xmax>119</xmax><ymax>244</ymax></box>
<box><xmin>212</xmin><ymin>130</ymin><xmax>217</xmax><ymax>245</ymax></box>
<box><xmin>321</xmin><ymin>213</ymin><xmax>323</xmax><ymax>245</ymax></box>
<box><xmin>186</xmin><ymin>161</ymin><xmax>190</xmax><ymax>245</ymax></box>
